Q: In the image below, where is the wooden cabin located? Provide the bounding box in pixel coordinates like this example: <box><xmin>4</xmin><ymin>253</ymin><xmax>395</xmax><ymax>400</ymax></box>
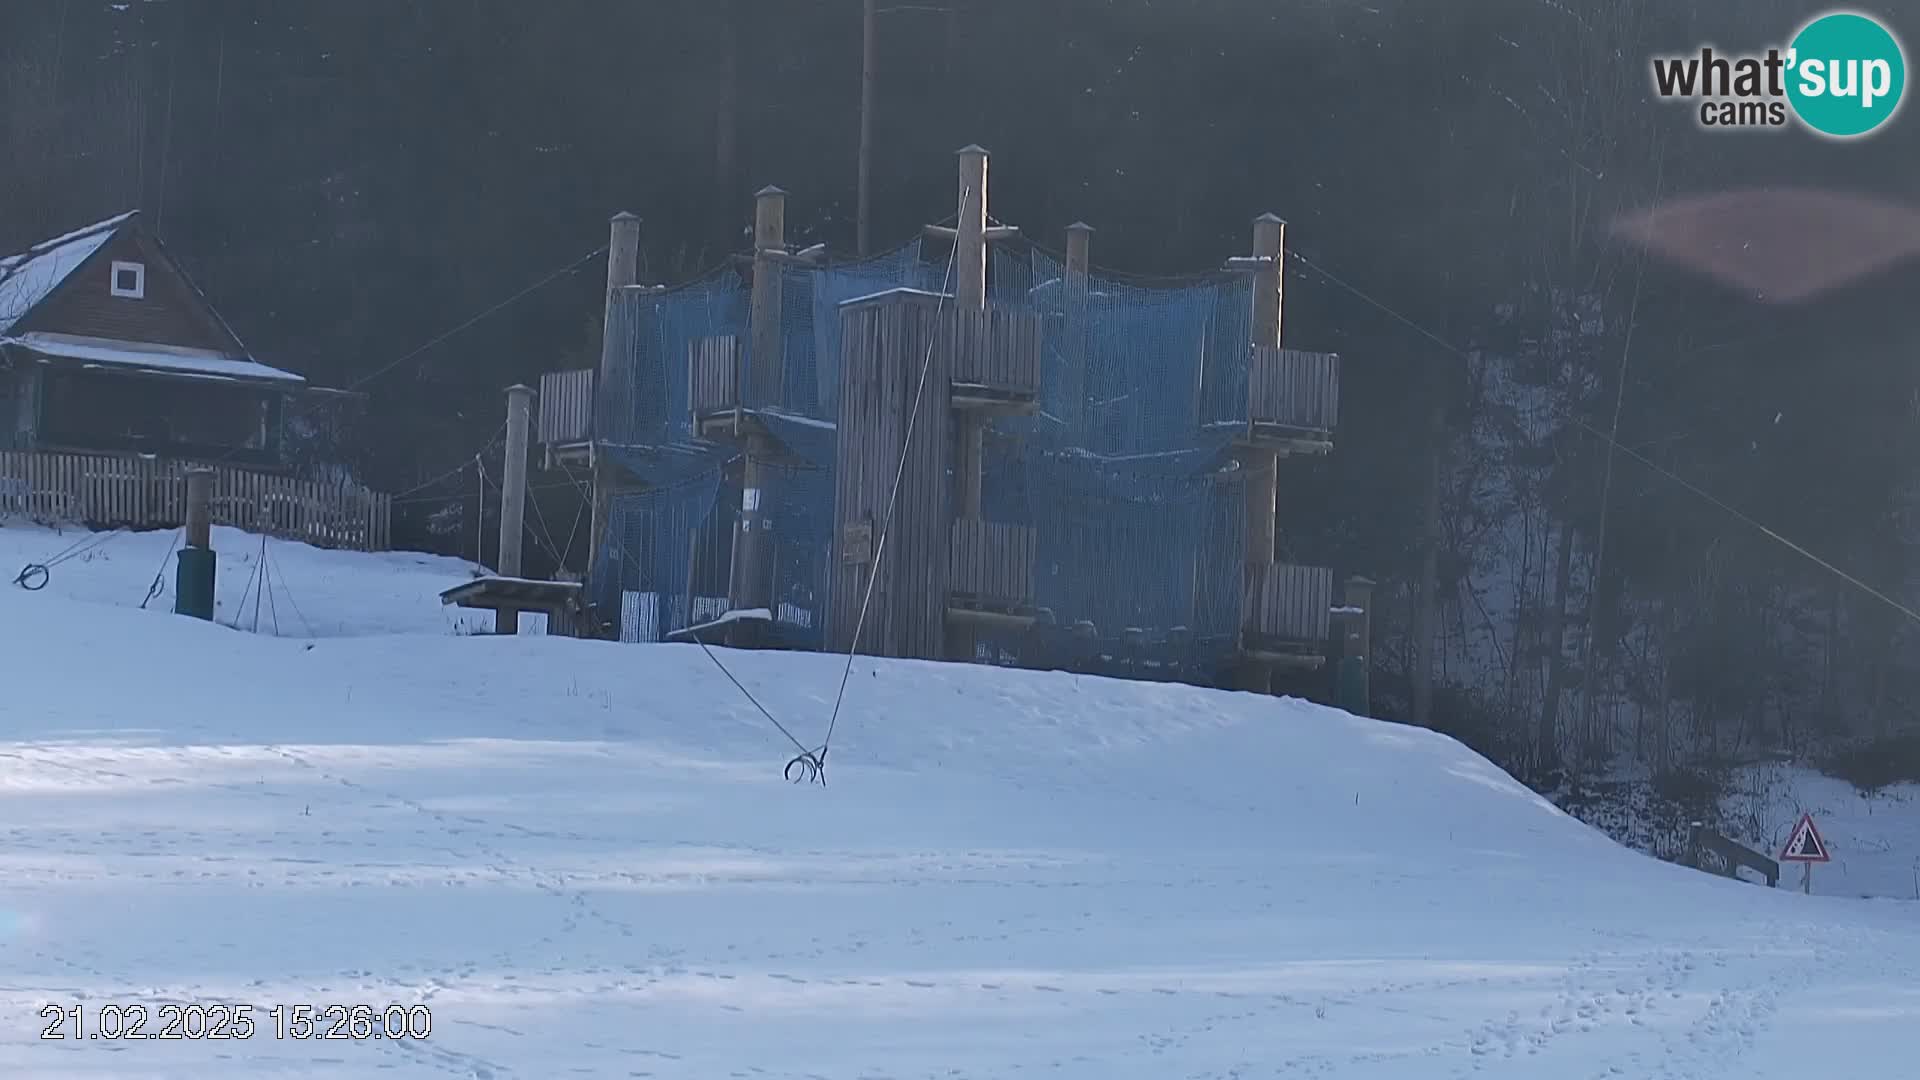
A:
<box><xmin>0</xmin><ymin>211</ymin><xmax>389</xmax><ymax>549</ymax></box>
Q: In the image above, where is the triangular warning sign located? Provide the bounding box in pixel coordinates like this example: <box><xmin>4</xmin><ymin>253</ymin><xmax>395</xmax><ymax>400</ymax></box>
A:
<box><xmin>1780</xmin><ymin>813</ymin><xmax>1830</xmax><ymax>862</ymax></box>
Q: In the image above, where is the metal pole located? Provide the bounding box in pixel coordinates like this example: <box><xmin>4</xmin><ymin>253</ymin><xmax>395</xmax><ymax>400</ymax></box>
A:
<box><xmin>497</xmin><ymin>384</ymin><xmax>533</xmax><ymax>634</ymax></box>
<box><xmin>858</xmin><ymin>0</ymin><xmax>877</xmax><ymax>257</ymax></box>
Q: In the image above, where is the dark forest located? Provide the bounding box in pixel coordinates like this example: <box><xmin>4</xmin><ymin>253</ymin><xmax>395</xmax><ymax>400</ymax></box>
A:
<box><xmin>4</xmin><ymin>0</ymin><xmax>1917</xmax><ymax>789</ymax></box>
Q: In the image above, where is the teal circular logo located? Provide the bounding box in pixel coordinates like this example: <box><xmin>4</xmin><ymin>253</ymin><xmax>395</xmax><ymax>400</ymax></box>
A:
<box><xmin>1786</xmin><ymin>12</ymin><xmax>1906</xmax><ymax>137</ymax></box>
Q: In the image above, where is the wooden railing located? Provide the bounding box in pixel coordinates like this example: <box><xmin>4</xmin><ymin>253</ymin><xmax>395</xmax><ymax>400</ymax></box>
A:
<box><xmin>949</xmin><ymin>306</ymin><xmax>1042</xmax><ymax>397</ymax></box>
<box><xmin>1248</xmin><ymin>346</ymin><xmax>1340</xmax><ymax>435</ymax></box>
<box><xmin>948</xmin><ymin>519</ymin><xmax>1036</xmax><ymax>605</ymax></box>
<box><xmin>1687</xmin><ymin>823</ymin><xmax>1779</xmax><ymax>887</ymax></box>
<box><xmin>1241</xmin><ymin>562</ymin><xmax>1333</xmax><ymax>642</ymax></box>
<box><xmin>0</xmin><ymin>450</ymin><xmax>391</xmax><ymax>551</ymax></box>
<box><xmin>689</xmin><ymin>335</ymin><xmax>743</xmax><ymax>418</ymax></box>
<box><xmin>537</xmin><ymin>369</ymin><xmax>594</xmax><ymax>444</ymax></box>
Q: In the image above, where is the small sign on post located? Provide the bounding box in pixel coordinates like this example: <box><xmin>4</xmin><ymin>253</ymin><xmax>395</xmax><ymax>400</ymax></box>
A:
<box><xmin>1779</xmin><ymin>812</ymin><xmax>1830</xmax><ymax>895</ymax></box>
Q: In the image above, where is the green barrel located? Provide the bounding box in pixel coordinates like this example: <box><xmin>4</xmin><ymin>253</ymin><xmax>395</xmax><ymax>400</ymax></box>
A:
<box><xmin>175</xmin><ymin>546</ymin><xmax>217</xmax><ymax>621</ymax></box>
<box><xmin>1336</xmin><ymin>654</ymin><xmax>1369</xmax><ymax>717</ymax></box>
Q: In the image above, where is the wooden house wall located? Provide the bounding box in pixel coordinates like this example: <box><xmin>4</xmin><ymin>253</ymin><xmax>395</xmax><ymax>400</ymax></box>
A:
<box><xmin>829</xmin><ymin>292</ymin><xmax>953</xmax><ymax>658</ymax></box>
<box><xmin>16</xmin><ymin>228</ymin><xmax>244</xmax><ymax>355</ymax></box>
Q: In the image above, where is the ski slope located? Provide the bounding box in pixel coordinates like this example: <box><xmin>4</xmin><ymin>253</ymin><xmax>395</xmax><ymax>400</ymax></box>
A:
<box><xmin>0</xmin><ymin>525</ymin><xmax>1916</xmax><ymax>1079</ymax></box>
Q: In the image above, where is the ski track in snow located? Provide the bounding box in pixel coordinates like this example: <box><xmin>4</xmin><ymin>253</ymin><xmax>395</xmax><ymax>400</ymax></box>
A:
<box><xmin>0</xmin><ymin>526</ymin><xmax>1916</xmax><ymax>1078</ymax></box>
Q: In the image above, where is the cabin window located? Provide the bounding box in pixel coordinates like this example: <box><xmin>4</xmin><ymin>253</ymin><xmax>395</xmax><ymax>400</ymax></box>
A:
<box><xmin>109</xmin><ymin>260</ymin><xmax>146</xmax><ymax>299</ymax></box>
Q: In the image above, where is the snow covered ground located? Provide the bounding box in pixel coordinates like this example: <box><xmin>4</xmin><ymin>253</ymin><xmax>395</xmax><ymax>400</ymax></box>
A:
<box><xmin>1</xmin><ymin>526</ymin><xmax>1918</xmax><ymax>1079</ymax></box>
<box><xmin>0</xmin><ymin>522</ymin><xmax>493</xmax><ymax>637</ymax></box>
<box><xmin>1723</xmin><ymin>764</ymin><xmax>1920</xmax><ymax>901</ymax></box>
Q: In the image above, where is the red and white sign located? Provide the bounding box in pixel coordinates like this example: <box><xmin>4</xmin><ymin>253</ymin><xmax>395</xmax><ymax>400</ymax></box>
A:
<box><xmin>1780</xmin><ymin>813</ymin><xmax>1830</xmax><ymax>863</ymax></box>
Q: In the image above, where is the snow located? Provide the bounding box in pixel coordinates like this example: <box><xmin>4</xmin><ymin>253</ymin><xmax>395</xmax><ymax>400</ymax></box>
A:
<box><xmin>0</xmin><ymin>522</ymin><xmax>488</xmax><ymax>637</ymax></box>
<box><xmin>666</xmin><ymin>606</ymin><xmax>772</xmax><ymax>641</ymax></box>
<box><xmin>838</xmin><ymin>285</ymin><xmax>953</xmax><ymax>307</ymax></box>
<box><xmin>443</xmin><ymin>575</ymin><xmax>582</xmax><ymax>593</ymax></box>
<box><xmin>1</xmin><ymin>526</ymin><xmax>1918</xmax><ymax>1078</ymax></box>
<box><xmin>0</xmin><ymin>220</ymin><xmax>125</xmax><ymax>334</ymax></box>
<box><xmin>2</xmin><ymin>331</ymin><xmax>305</xmax><ymax>384</ymax></box>
<box><xmin>1722</xmin><ymin>763</ymin><xmax>1920</xmax><ymax>900</ymax></box>
<box><xmin>757</xmin><ymin>407</ymin><xmax>836</xmax><ymax>431</ymax></box>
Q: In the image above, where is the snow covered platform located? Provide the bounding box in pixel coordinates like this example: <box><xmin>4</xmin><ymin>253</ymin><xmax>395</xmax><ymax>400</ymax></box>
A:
<box><xmin>439</xmin><ymin>575</ymin><xmax>586</xmax><ymax>636</ymax></box>
<box><xmin>0</xmin><ymin>530</ymin><xmax>1917</xmax><ymax>1078</ymax></box>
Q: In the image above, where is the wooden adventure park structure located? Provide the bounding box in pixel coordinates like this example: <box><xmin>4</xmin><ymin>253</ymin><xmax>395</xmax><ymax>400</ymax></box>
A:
<box><xmin>520</xmin><ymin>144</ymin><xmax>1369</xmax><ymax>703</ymax></box>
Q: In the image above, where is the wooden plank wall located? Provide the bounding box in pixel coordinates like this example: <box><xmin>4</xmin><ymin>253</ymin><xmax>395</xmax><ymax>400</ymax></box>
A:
<box><xmin>950</xmin><ymin>305</ymin><xmax>1043</xmax><ymax>394</ymax></box>
<box><xmin>0</xmin><ymin>449</ymin><xmax>392</xmax><ymax>551</ymax></box>
<box><xmin>687</xmin><ymin>335</ymin><xmax>741</xmax><ymax>419</ymax></box>
<box><xmin>829</xmin><ymin>291</ymin><xmax>953</xmax><ymax>658</ymax></box>
<box><xmin>1240</xmin><ymin>562</ymin><xmax>1334</xmax><ymax>641</ymax></box>
<box><xmin>1248</xmin><ymin>346</ymin><xmax>1341</xmax><ymax>432</ymax></box>
<box><xmin>948</xmin><ymin>519</ymin><xmax>1036</xmax><ymax>604</ymax></box>
<box><xmin>537</xmin><ymin>369</ymin><xmax>594</xmax><ymax>444</ymax></box>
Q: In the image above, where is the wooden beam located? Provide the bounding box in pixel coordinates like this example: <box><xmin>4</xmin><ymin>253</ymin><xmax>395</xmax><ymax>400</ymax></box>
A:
<box><xmin>946</xmin><ymin>607</ymin><xmax>1037</xmax><ymax>633</ymax></box>
<box><xmin>749</xmin><ymin>186</ymin><xmax>786</xmax><ymax>409</ymax></box>
<box><xmin>923</xmin><ymin>224</ymin><xmax>1021</xmax><ymax>244</ymax></box>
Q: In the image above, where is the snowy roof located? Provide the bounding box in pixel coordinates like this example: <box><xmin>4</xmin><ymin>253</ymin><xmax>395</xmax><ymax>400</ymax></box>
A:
<box><xmin>1</xmin><ymin>331</ymin><xmax>305</xmax><ymax>385</ymax></box>
<box><xmin>0</xmin><ymin>211</ymin><xmax>139</xmax><ymax>335</ymax></box>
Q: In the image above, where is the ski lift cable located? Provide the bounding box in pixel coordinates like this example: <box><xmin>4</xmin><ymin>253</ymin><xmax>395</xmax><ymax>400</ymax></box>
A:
<box><xmin>813</xmin><ymin>182</ymin><xmax>972</xmax><ymax>772</ymax></box>
<box><xmin>1284</xmin><ymin>247</ymin><xmax>1920</xmax><ymax>630</ymax></box>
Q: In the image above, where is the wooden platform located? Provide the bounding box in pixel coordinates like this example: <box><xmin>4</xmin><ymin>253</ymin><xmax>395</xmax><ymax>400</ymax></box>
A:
<box><xmin>542</xmin><ymin>440</ymin><xmax>596</xmax><ymax>470</ymax></box>
<box><xmin>1237</xmin><ymin>630</ymin><xmax>1329</xmax><ymax>671</ymax></box>
<box><xmin>1244</xmin><ymin>345</ymin><xmax>1339</xmax><ymax>453</ymax></box>
<box><xmin>1236</xmin><ymin>427</ymin><xmax>1335</xmax><ymax>456</ymax></box>
<box><xmin>440</xmin><ymin>576</ymin><xmax>586</xmax><ymax>636</ymax></box>
<box><xmin>950</xmin><ymin>382</ymin><xmax>1039</xmax><ymax>416</ymax></box>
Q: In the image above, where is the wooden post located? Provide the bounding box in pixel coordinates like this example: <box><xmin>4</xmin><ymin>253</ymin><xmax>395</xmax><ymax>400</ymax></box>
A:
<box><xmin>185</xmin><ymin>467</ymin><xmax>212</xmax><ymax>549</ymax></box>
<box><xmin>857</xmin><ymin>0</ymin><xmax>877</xmax><ymax>258</ymax></box>
<box><xmin>175</xmin><ymin>467</ymin><xmax>215</xmax><ymax>620</ymax></box>
<box><xmin>950</xmin><ymin>146</ymin><xmax>991</xmax><ymax>662</ymax></box>
<box><xmin>497</xmin><ymin>383</ymin><xmax>533</xmax><ymax>634</ymax></box>
<box><xmin>1251</xmin><ymin>212</ymin><xmax>1285</xmax><ymax>346</ymax></box>
<box><xmin>955</xmin><ymin>146</ymin><xmax>988</xmax><ymax>311</ymax></box>
<box><xmin>1340</xmin><ymin>575</ymin><xmax>1375</xmax><ymax>716</ymax></box>
<box><xmin>1244</xmin><ymin>212</ymin><xmax>1285</xmax><ymax>569</ymax></box>
<box><xmin>749</xmin><ymin>185</ymin><xmax>787</xmax><ymax>408</ymax></box>
<box><xmin>1063</xmin><ymin>222</ymin><xmax>1092</xmax><ymax>441</ymax></box>
<box><xmin>953</xmin><ymin>146</ymin><xmax>989</xmax><ymax>521</ymax></box>
<box><xmin>1231</xmin><ymin>214</ymin><xmax>1286</xmax><ymax>693</ymax></box>
<box><xmin>588</xmin><ymin>211</ymin><xmax>642</xmax><ymax>598</ymax></box>
<box><xmin>731</xmin><ymin>186</ymin><xmax>786</xmax><ymax>625</ymax></box>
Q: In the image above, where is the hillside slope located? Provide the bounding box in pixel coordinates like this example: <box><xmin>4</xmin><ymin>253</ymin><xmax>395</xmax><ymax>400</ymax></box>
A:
<box><xmin>0</xmin><ymin>528</ymin><xmax>1914</xmax><ymax>1078</ymax></box>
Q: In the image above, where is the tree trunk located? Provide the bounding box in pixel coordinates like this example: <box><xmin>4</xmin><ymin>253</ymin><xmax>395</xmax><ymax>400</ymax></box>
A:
<box><xmin>1537</xmin><ymin>519</ymin><xmax>1578</xmax><ymax>774</ymax></box>
<box><xmin>857</xmin><ymin>0</ymin><xmax>876</xmax><ymax>257</ymax></box>
<box><xmin>1412</xmin><ymin>398</ymin><xmax>1445</xmax><ymax>727</ymax></box>
<box><xmin>713</xmin><ymin>0</ymin><xmax>739</xmax><ymax>244</ymax></box>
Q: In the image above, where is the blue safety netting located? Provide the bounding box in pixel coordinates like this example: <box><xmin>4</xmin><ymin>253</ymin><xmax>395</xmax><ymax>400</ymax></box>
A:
<box><xmin>978</xmin><ymin>248</ymin><xmax>1258</xmax><ymax>661</ymax></box>
<box><xmin>780</xmin><ymin>241</ymin><xmax>931</xmax><ymax>419</ymax></box>
<box><xmin>597</xmin><ymin>271</ymin><xmax>747</xmax><ymax>447</ymax></box>
<box><xmin>592</xmin><ymin>242</ymin><xmax>934</xmax><ymax>637</ymax></box>
<box><xmin>593</xmin><ymin>233</ymin><xmax>1277</xmax><ymax>671</ymax></box>
<box><xmin>594</xmin><ymin>467</ymin><xmax>729</xmax><ymax>642</ymax></box>
<box><xmin>747</xmin><ymin>461</ymin><xmax>836</xmax><ymax>647</ymax></box>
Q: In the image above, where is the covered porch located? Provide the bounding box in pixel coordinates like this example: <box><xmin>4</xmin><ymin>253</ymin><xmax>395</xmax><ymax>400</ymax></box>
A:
<box><xmin>0</xmin><ymin>331</ymin><xmax>305</xmax><ymax>464</ymax></box>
